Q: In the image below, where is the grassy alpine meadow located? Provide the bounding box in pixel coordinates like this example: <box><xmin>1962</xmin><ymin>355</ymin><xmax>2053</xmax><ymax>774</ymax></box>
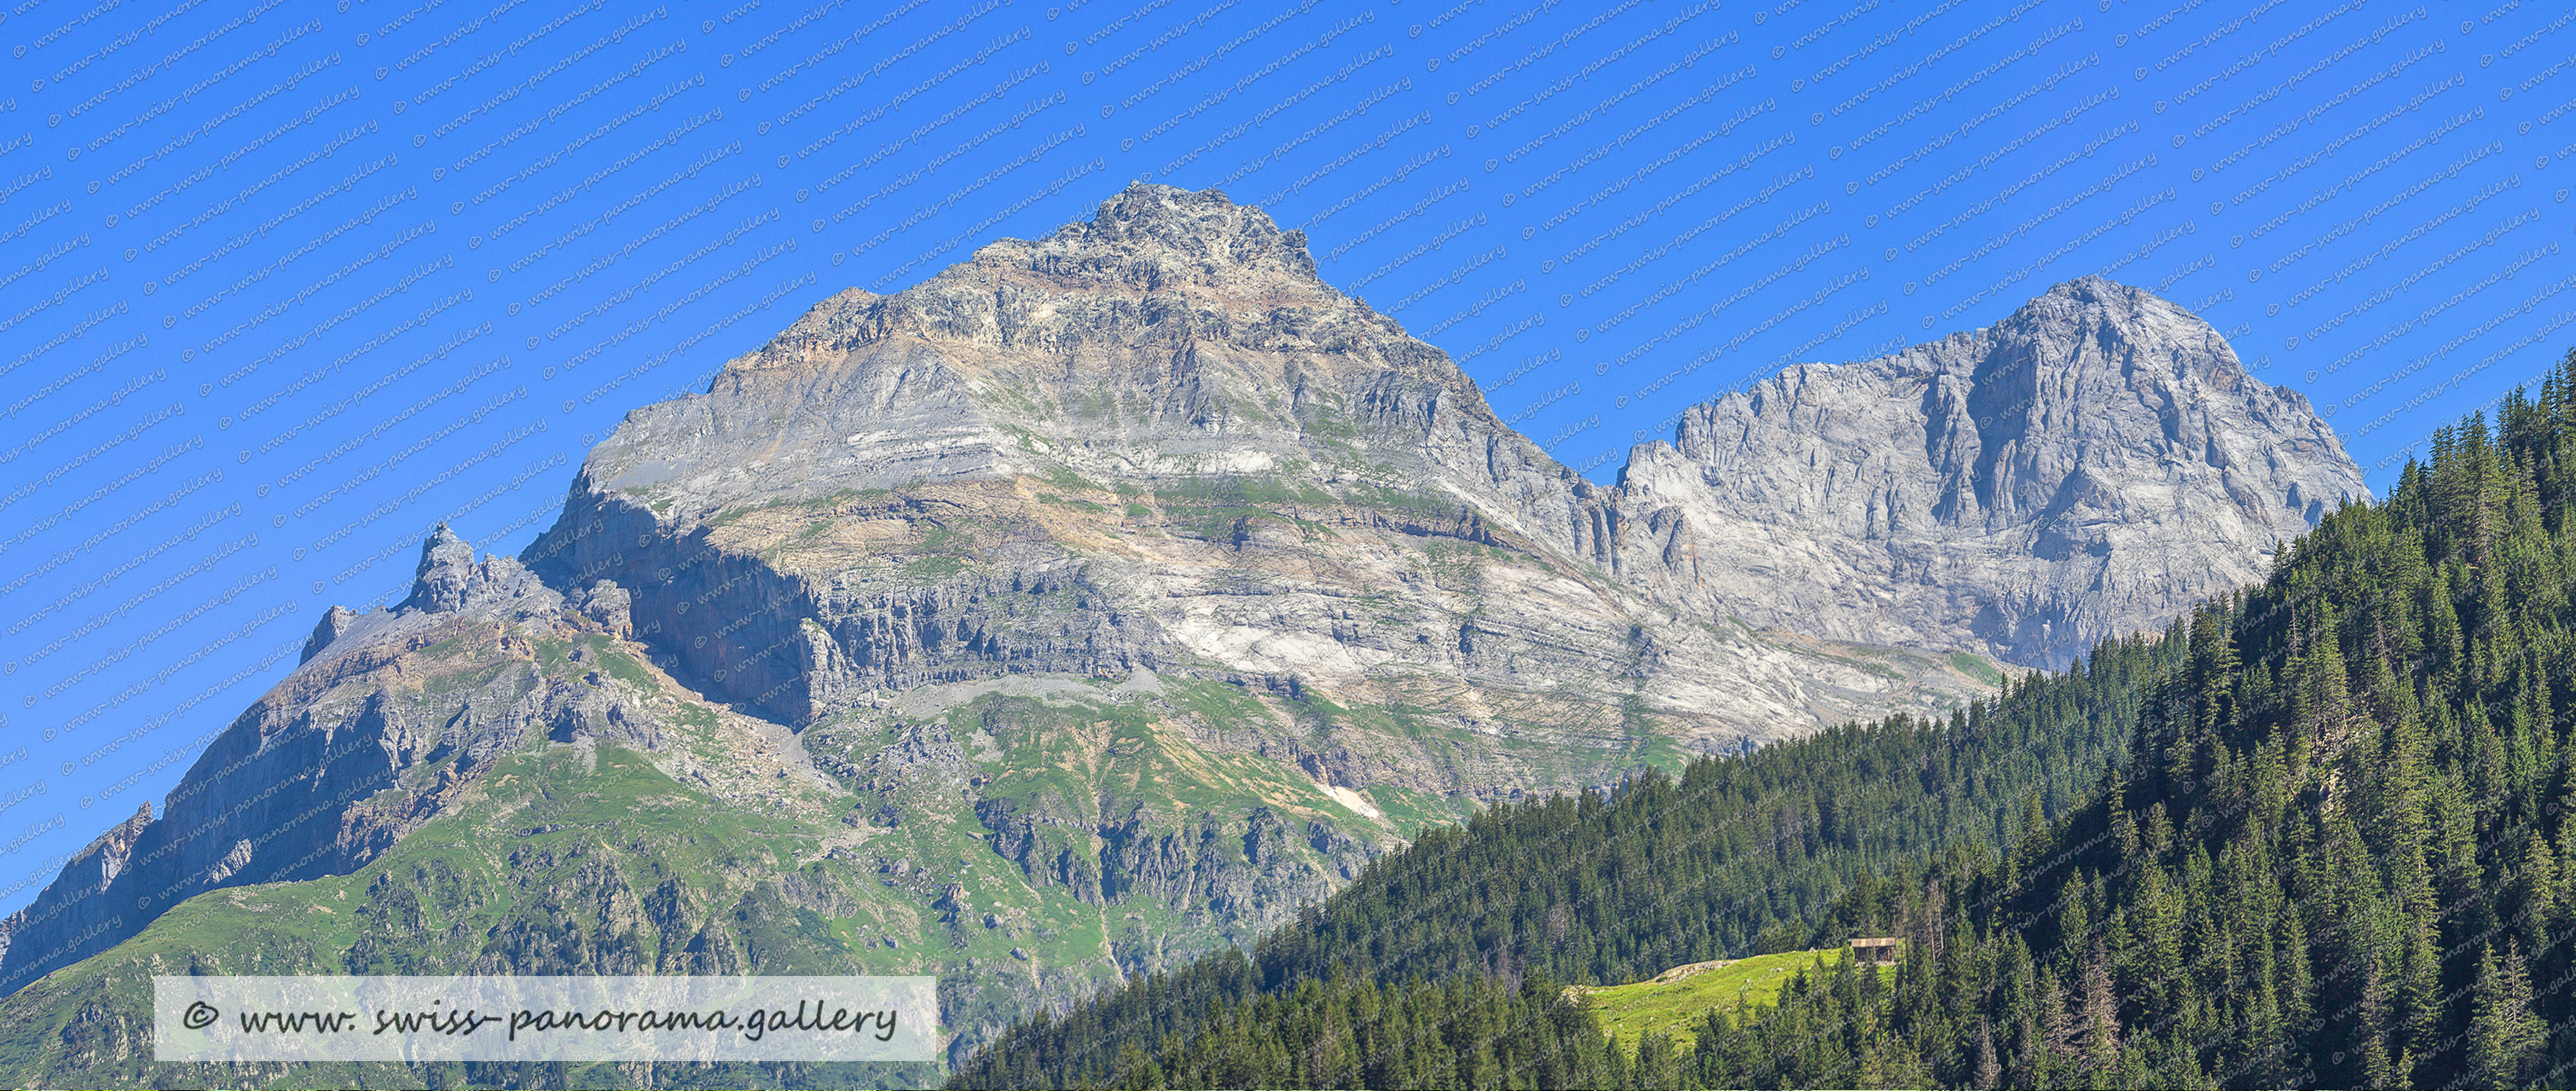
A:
<box><xmin>1573</xmin><ymin>947</ymin><xmax>1896</xmax><ymax>1058</ymax></box>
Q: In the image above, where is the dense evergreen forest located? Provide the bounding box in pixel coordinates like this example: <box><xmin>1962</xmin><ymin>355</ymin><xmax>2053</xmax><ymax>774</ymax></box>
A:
<box><xmin>1689</xmin><ymin>361</ymin><xmax>2576</xmax><ymax>1091</ymax></box>
<box><xmin>954</xmin><ymin>356</ymin><xmax>2576</xmax><ymax>1089</ymax></box>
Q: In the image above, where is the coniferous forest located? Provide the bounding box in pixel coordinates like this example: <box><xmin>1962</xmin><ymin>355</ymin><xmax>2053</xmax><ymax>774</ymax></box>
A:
<box><xmin>951</xmin><ymin>353</ymin><xmax>2576</xmax><ymax>1089</ymax></box>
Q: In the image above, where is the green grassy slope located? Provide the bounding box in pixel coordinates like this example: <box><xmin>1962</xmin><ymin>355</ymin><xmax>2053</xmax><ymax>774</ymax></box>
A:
<box><xmin>0</xmin><ymin>613</ymin><xmax>1427</xmax><ymax>1088</ymax></box>
<box><xmin>1574</xmin><ymin>947</ymin><xmax>1896</xmax><ymax>1056</ymax></box>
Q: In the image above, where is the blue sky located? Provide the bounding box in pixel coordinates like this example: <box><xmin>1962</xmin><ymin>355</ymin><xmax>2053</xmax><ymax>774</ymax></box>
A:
<box><xmin>0</xmin><ymin>0</ymin><xmax>2566</xmax><ymax>914</ymax></box>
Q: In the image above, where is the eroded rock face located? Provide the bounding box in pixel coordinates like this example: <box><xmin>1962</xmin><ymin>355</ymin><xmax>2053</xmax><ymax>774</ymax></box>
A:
<box><xmin>1616</xmin><ymin>277</ymin><xmax>2368</xmax><ymax>667</ymax></box>
<box><xmin>521</xmin><ymin>183</ymin><xmax>1996</xmax><ymax>782</ymax></box>
<box><xmin>401</xmin><ymin>523</ymin><xmax>482</xmax><ymax>613</ymax></box>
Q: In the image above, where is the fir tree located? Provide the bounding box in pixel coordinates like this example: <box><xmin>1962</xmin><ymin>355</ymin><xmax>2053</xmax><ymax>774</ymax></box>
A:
<box><xmin>1972</xmin><ymin>1015</ymin><xmax>2001</xmax><ymax>1091</ymax></box>
<box><xmin>2081</xmin><ymin>936</ymin><xmax>2122</xmax><ymax>1077</ymax></box>
<box><xmin>2357</xmin><ymin>958</ymin><xmax>2394</xmax><ymax>1091</ymax></box>
<box><xmin>2469</xmin><ymin>941</ymin><xmax>2544</xmax><ymax>1089</ymax></box>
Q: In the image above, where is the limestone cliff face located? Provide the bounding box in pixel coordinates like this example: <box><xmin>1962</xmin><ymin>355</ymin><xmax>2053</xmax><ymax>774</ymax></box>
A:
<box><xmin>522</xmin><ymin>182</ymin><xmax>1983</xmax><ymax>765</ymax></box>
<box><xmin>1615</xmin><ymin>277</ymin><xmax>2367</xmax><ymax>667</ymax></box>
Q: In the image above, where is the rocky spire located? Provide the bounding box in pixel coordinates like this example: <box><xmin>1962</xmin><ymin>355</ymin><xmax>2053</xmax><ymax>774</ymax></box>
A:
<box><xmin>401</xmin><ymin>523</ymin><xmax>477</xmax><ymax>613</ymax></box>
<box><xmin>395</xmin><ymin>524</ymin><xmax>546</xmax><ymax>616</ymax></box>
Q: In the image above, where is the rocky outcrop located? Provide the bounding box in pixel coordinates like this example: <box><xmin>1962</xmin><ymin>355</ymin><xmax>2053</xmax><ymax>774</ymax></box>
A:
<box><xmin>401</xmin><ymin>523</ymin><xmax>481</xmax><ymax>612</ymax></box>
<box><xmin>1614</xmin><ymin>277</ymin><xmax>2367</xmax><ymax>667</ymax></box>
<box><xmin>298</xmin><ymin>605</ymin><xmax>356</xmax><ymax>665</ymax></box>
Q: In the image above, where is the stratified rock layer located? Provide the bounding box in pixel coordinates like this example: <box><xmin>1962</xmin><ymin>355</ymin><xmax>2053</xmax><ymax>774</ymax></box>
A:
<box><xmin>524</xmin><ymin>182</ymin><xmax>1989</xmax><ymax>758</ymax></box>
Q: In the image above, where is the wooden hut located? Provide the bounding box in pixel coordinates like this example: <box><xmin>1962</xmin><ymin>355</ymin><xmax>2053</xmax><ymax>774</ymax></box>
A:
<box><xmin>1848</xmin><ymin>937</ymin><xmax>1900</xmax><ymax>963</ymax></box>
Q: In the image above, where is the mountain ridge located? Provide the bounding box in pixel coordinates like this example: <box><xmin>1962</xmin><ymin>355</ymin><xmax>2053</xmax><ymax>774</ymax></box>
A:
<box><xmin>0</xmin><ymin>185</ymin><xmax>2363</xmax><ymax>1080</ymax></box>
<box><xmin>1620</xmin><ymin>275</ymin><xmax>2368</xmax><ymax>667</ymax></box>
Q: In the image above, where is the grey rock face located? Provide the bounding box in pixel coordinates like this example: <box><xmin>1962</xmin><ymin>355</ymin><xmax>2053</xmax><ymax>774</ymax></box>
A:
<box><xmin>522</xmin><ymin>182</ymin><xmax>1995</xmax><ymax>776</ymax></box>
<box><xmin>400</xmin><ymin>523</ymin><xmax>479</xmax><ymax>612</ymax></box>
<box><xmin>299</xmin><ymin>605</ymin><xmax>357</xmax><ymax>665</ymax></box>
<box><xmin>570</xmin><ymin>580</ymin><xmax>634</xmax><ymax>637</ymax></box>
<box><xmin>1615</xmin><ymin>276</ymin><xmax>2367</xmax><ymax>667</ymax></box>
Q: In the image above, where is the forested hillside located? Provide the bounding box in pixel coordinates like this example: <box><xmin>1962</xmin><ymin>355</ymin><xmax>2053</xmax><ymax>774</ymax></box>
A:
<box><xmin>955</xmin><ymin>355</ymin><xmax>2576</xmax><ymax>1090</ymax></box>
<box><xmin>1668</xmin><ymin>355</ymin><xmax>2576</xmax><ymax>1089</ymax></box>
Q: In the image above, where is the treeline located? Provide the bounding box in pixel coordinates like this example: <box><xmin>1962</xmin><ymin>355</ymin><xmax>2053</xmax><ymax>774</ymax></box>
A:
<box><xmin>950</xmin><ymin>566</ymin><xmax>2178</xmax><ymax>1086</ymax></box>
<box><xmin>958</xmin><ymin>356</ymin><xmax>2576</xmax><ymax>1090</ymax></box>
<box><xmin>1025</xmin><ymin>947</ymin><xmax>1941</xmax><ymax>1090</ymax></box>
<box><xmin>1671</xmin><ymin>357</ymin><xmax>2576</xmax><ymax>1089</ymax></box>
<box><xmin>1011</xmin><ymin>969</ymin><xmax>1641</xmax><ymax>1091</ymax></box>
<box><xmin>1249</xmin><ymin>644</ymin><xmax>2167</xmax><ymax>996</ymax></box>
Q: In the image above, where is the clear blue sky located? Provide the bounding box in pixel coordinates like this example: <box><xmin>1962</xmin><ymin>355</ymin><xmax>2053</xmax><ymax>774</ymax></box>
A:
<box><xmin>0</xmin><ymin>0</ymin><xmax>2565</xmax><ymax>914</ymax></box>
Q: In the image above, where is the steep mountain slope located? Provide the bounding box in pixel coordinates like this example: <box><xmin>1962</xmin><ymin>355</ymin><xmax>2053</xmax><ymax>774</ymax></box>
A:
<box><xmin>0</xmin><ymin>185</ymin><xmax>2363</xmax><ymax>1084</ymax></box>
<box><xmin>1618</xmin><ymin>276</ymin><xmax>2368</xmax><ymax>668</ymax></box>
<box><xmin>1633</xmin><ymin>366</ymin><xmax>2576</xmax><ymax>1090</ymax></box>
<box><xmin>970</xmin><ymin>362</ymin><xmax>2576</xmax><ymax>1091</ymax></box>
<box><xmin>949</xmin><ymin>629</ymin><xmax>2174</xmax><ymax>1088</ymax></box>
<box><xmin>524</xmin><ymin>182</ymin><xmax>1993</xmax><ymax>765</ymax></box>
<box><xmin>0</xmin><ymin>525</ymin><xmax>1375</xmax><ymax>1087</ymax></box>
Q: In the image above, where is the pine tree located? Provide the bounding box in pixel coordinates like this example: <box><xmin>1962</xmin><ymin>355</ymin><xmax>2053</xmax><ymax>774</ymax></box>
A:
<box><xmin>1115</xmin><ymin>1042</ymin><xmax>1164</xmax><ymax>1090</ymax></box>
<box><xmin>2039</xmin><ymin>964</ymin><xmax>2082</xmax><ymax>1079</ymax></box>
<box><xmin>2014</xmin><ymin>1007</ymin><xmax>2046</xmax><ymax>1091</ymax></box>
<box><xmin>2398</xmin><ymin>896</ymin><xmax>2443</xmax><ymax>1086</ymax></box>
<box><xmin>2516</xmin><ymin>828</ymin><xmax>2558</xmax><ymax>964</ymax></box>
<box><xmin>2470</xmin><ymin>940</ymin><xmax>2544</xmax><ymax>1089</ymax></box>
<box><xmin>1973</xmin><ymin>1014</ymin><xmax>2001</xmax><ymax>1090</ymax></box>
<box><xmin>2081</xmin><ymin>936</ymin><xmax>2122</xmax><ymax>1077</ymax></box>
<box><xmin>2471</xmin><ymin>943</ymin><xmax>2512</xmax><ymax>1089</ymax></box>
<box><xmin>1633</xmin><ymin>1026</ymin><xmax>1680</xmax><ymax>1091</ymax></box>
<box><xmin>2277</xmin><ymin>907</ymin><xmax>2313</xmax><ymax>1060</ymax></box>
<box><xmin>2358</xmin><ymin>958</ymin><xmax>2394</xmax><ymax>1091</ymax></box>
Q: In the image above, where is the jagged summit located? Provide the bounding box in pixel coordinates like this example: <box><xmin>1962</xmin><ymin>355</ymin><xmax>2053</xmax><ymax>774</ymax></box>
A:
<box><xmin>1003</xmin><ymin>182</ymin><xmax>1327</xmax><ymax>292</ymax></box>
<box><xmin>398</xmin><ymin>522</ymin><xmax>478</xmax><ymax>613</ymax></box>
<box><xmin>693</xmin><ymin>184</ymin><xmax>1490</xmax><ymax>469</ymax></box>
<box><xmin>293</xmin><ymin>524</ymin><xmax>580</xmax><ymax>671</ymax></box>
<box><xmin>721</xmin><ymin>184</ymin><xmax>1383</xmax><ymax>377</ymax></box>
<box><xmin>1626</xmin><ymin>274</ymin><xmax>2367</xmax><ymax>667</ymax></box>
<box><xmin>552</xmin><ymin>182</ymin><xmax>1572</xmax><ymax>583</ymax></box>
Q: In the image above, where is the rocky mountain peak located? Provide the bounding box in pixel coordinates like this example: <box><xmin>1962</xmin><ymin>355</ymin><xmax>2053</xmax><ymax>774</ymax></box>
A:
<box><xmin>2003</xmin><ymin>275</ymin><xmax>2226</xmax><ymax>361</ymax></box>
<box><xmin>396</xmin><ymin>522</ymin><xmax>547</xmax><ymax>617</ymax></box>
<box><xmin>588</xmin><ymin>183</ymin><xmax>1529</xmax><ymax>544</ymax></box>
<box><xmin>1999</xmin><ymin>275</ymin><xmax>2246</xmax><ymax>380</ymax></box>
<box><xmin>399</xmin><ymin>522</ymin><xmax>478</xmax><ymax>613</ymax></box>
<box><xmin>0</xmin><ymin>191</ymin><xmax>2383</xmax><ymax>1059</ymax></box>
<box><xmin>998</xmin><ymin>182</ymin><xmax>1325</xmax><ymax>293</ymax></box>
<box><xmin>721</xmin><ymin>184</ymin><xmax>1346</xmax><ymax>376</ymax></box>
<box><xmin>1630</xmin><ymin>275</ymin><xmax>2365</xmax><ymax>667</ymax></box>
